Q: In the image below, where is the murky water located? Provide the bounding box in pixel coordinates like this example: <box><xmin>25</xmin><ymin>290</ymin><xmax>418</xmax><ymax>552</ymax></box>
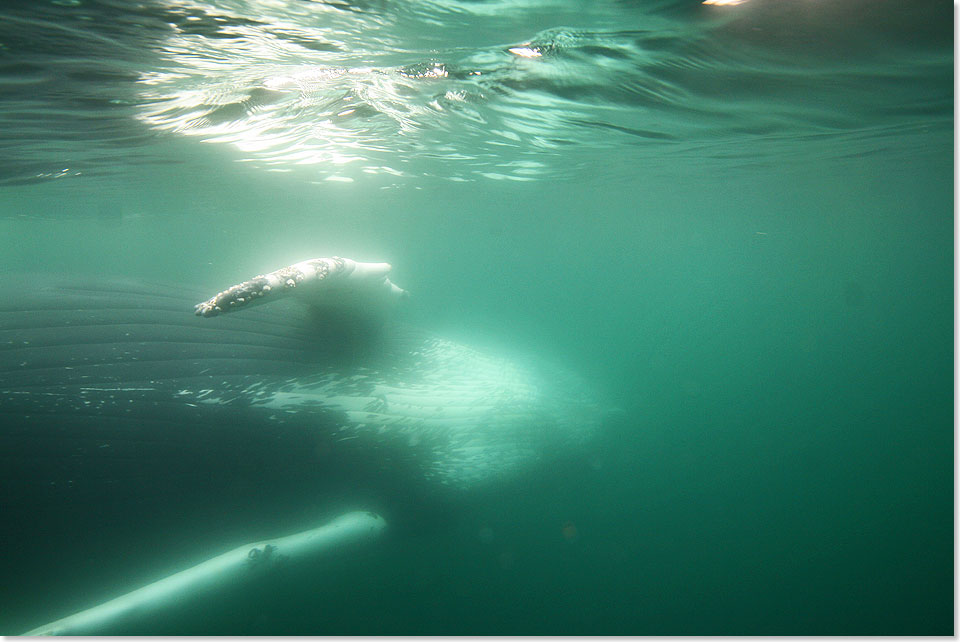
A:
<box><xmin>0</xmin><ymin>0</ymin><xmax>952</xmax><ymax>635</ymax></box>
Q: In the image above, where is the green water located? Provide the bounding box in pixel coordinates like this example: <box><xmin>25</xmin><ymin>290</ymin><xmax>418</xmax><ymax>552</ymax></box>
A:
<box><xmin>0</xmin><ymin>0</ymin><xmax>952</xmax><ymax>635</ymax></box>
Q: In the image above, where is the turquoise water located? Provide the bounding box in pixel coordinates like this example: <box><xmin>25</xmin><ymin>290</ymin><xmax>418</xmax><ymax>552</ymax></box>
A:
<box><xmin>0</xmin><ymin>0</ymin><xmax>953</xmax><ymax>635</ymax></box>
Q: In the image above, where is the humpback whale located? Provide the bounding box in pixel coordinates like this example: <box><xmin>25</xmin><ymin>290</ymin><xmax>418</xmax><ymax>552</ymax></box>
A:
<box><xmin>1</xmin><ymin>257</ymin><xmax>603</xmax><ymax>634</ymax></box>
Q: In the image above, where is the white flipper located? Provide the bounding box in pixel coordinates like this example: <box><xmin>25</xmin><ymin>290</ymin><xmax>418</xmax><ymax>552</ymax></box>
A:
<box><xmin>194</xmin><ymin>257</ymin><xmax>407</xmax><ymax>318</ymax></box>
<box><xmin>23</xmin><ymin>511</ymin><xmax>387</xmax><ymax>636</ymax></box>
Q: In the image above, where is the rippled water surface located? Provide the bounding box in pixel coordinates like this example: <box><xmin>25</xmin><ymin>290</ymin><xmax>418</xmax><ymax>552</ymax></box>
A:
<box><xmin>0</xmin><ymin>0</ymin><xmax>950</xmax><ymax>185</ymax></box>
<box><xmin>0</xmin><ymin>0</ymin><xmax>952</xmax><ymax>636</ymax></box>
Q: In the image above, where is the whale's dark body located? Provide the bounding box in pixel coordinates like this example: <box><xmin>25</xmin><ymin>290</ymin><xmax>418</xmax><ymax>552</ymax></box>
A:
<box><xmin>0</xmin><ymin>275</ymin><xmax>600</xmax><ymax>631</ymax></box>
<box><xmin>0</xmin><ymin>278</ymin><xmax>392</xmax><ymax>613</ymax></box>
<box><xmin>2</xmin><ymin>277</ymin><xmax>404</xmax><ymax>515</ymax></box>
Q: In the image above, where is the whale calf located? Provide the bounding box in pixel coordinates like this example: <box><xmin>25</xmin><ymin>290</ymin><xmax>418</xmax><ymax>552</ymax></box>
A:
<box><xmin>1</xmin><ymin>258</ymin><xmax>603</xmax><ymax>633</ymax></box>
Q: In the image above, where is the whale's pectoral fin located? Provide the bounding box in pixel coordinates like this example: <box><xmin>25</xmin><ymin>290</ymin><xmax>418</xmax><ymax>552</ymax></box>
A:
<box><xmin>23</xmin><ymin>511</ymin><xmax>387</xmax><ymax>636</ymax></box>
<box><xmin>194</xmin><ymin>257</ymin><xmax>408</xmax><ymax>319</ymax></box>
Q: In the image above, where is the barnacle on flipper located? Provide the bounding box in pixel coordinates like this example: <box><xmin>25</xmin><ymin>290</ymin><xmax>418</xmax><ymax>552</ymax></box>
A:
<box><xmin>245</xmin><ymin>544</ymin><xmax>277</xmax><ymax>568</ymax></box>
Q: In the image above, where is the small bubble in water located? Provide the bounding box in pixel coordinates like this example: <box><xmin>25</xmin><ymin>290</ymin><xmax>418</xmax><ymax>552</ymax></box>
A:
<box><xmin>561</xmin><ymin>520</ymin><xmax>579</xmax><ymax>542</ymax></box>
